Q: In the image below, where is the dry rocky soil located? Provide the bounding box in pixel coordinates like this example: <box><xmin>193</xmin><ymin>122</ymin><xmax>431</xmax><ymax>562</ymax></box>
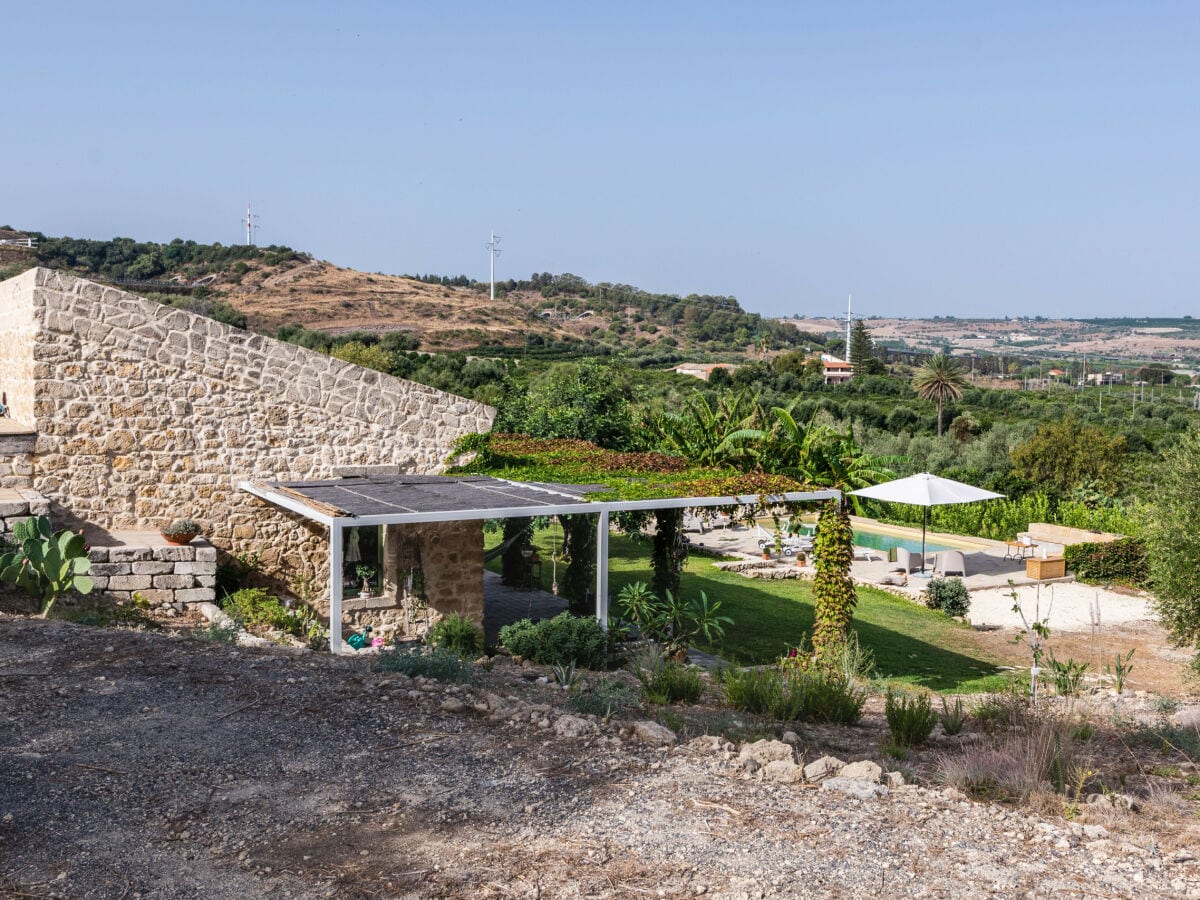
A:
<box><xmin>3</xmin><ymin>613</ymin><xmax>1200</xmax><ymax>899</ymax></box>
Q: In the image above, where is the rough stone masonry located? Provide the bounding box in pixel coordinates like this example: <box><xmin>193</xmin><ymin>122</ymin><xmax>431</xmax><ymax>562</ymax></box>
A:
<box><xmin>0</xmin><ymin>268</ymin><xmax>495</xmax><ymax>617</ymax></box>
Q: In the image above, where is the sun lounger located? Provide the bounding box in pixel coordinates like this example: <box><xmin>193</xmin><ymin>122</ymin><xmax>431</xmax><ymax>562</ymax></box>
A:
<box><xmin>896</xmin><ymin>547</ymin><xmax>923</xmax><ymax>574</ymax></box>
<box><xmin>934</xmin><ymin>549</ymin><xmax>966</xmax><ymax>577</ymax></box>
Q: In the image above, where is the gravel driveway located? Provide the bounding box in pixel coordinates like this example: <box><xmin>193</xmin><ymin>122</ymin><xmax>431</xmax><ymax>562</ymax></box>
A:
<box><xmin>1</xmin><ymin>614</ymin><xmax>1197</xmax><ymax>898</ymax></box>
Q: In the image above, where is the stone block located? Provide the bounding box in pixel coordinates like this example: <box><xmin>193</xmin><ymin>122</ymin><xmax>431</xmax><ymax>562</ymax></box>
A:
<box><xmin>135</xmin><ymin>589</ymin><xmax>174</xmax><ymax>604</ymax></box>
<box><xmin>175</xmin><ymin>587</ymin><xmax>215</xmax><ymax>603</ymax></box>
<box><xmin>107</xmin><ymin>575</ymin><xmax>153</xmax><ymax>591</ymax></box>
<box><xmin>132</xmin><ymin>561</ymin><xmax>175</xmax><ymax>575</ymax></box>
<box><xmin>0</xmin><ymin>501</ymin><xmax>30</xmax><ymax>517</ymax></box>
<box><xmin>152</xmin><ymin>574</ymin><xmax>195</xmax><ymax>589</ymax></box>
<box><xmin>90</xmin><ymin>562</ymin><xmax>132</xmax><ymax>577</ymax></box>
<box><xmin>89</xmin><ymin>576</ymin><xmax>108</xmax><ymax>590</ymax></box>
<box><xmin>153</xmin><ymin>545</ymin><xmax>196</xmax><ymax>562</ymax></box>
<box><xmin>110</xmin><ymin>547</ymin><xmax>153</xmax><ymax>562</ymax></box>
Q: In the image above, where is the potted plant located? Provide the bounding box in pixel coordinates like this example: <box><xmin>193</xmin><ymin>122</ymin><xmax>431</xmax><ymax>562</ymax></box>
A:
<box><xmin>355</xmin><ymin>564</ymin><xmax>376</xmax><ymax>597</ymax></box>
<box><xmin>160</xmin><ymin>519</ymin><xmax>201</xmax><ymax>545</ymax></box>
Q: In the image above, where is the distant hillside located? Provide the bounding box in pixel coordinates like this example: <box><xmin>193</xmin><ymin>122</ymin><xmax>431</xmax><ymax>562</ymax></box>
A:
<box><xmin>2</xmin><ymin>230</ymin><xmax>807</xmax><ymax>358</ymax></box>
<box><xmin>784</xmin><ymin>315</ymin><xmax>1200</xmax><ymax>364</ymax></box>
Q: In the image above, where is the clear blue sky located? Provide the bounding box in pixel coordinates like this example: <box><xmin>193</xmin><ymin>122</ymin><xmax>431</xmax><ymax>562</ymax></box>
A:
<box><xmin>5</xmin><ymin>2</ymin><xmax>1198</xmax><ymax>319</ymax></box>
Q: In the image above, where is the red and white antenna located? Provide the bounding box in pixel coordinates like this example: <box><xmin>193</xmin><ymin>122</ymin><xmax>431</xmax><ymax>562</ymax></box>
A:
<box><xmin>242</xmin><ymin>203</ymin><xmax>260</xmax><ymax>246</ymax></box>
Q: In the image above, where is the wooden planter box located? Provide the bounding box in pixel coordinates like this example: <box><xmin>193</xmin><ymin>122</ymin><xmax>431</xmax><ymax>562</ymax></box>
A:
<box><xmin>1026</xmin><ymin>556</ymin><xmax>1066</xmax><ymax>580</ymax></box>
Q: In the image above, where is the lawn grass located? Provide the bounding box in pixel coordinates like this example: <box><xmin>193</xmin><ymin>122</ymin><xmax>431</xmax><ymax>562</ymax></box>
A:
<box><xmin>486</xmin><ymin>528</ymin><xmax>1007</xmax><ymax>693</ymax></box>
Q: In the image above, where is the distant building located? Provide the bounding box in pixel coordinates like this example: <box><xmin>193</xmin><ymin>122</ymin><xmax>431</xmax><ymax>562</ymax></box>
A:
<box><xmin>672</xmin><ymin>363</ymin><xmax>739</xmax><ymax>381</ymax></box>
<box><xmin>1086</xmin><ymin>372</ymin><xmax>1125</xmax><ymax>386</ymax></box>
<box><xmin>820</xmin><ymin>354</ymin><xmax>854</xmax><ymax>385</ymax></box>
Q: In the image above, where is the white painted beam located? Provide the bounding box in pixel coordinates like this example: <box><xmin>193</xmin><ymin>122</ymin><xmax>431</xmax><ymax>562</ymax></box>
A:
<box><xmin>329</xmin><ymin>520</ymin><xmax>345</xmax><ymax>654</ymax></box>
<box><xmin>595</xmin><ymin>509</ymin><xmax>610</xmax><ymax>632</ymax></box>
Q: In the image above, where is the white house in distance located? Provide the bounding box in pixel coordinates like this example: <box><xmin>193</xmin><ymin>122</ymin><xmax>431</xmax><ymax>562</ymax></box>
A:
<box><xmin>821</xmin><ymin>354</ymin><xmax>854</xmax><ymax>385</ymax></box>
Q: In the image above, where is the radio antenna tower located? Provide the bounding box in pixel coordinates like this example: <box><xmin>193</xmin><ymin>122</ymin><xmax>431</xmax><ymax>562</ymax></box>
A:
<box><xmin>242</xmin><ymin>203</ymin><xmax>260</xmax><ymax>246</ymax></box>
<box><xmin>845</xmin><ymin>293</ymin><xmax>853</xmax><ymax>360</ymax></box>
<box><xmin>485</xmin><ymin>229</ymin><xmax>502</xmax><ymax>301</ymax></box>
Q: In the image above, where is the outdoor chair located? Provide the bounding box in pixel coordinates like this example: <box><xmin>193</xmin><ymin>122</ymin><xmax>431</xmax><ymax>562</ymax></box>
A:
<box><xmin>853</xmin><ymin>547</ymin><xmax>881</xmax><ymax>562</ymax></box>
<box><xmin>896</xmin><ymin>547</ymin><xmax>923</xmax><ymax>574</ymax></box>
<box><xmin>934</xmin><ymin>549</ymin><xmax>966</xmax><ymax>577</ymax></box>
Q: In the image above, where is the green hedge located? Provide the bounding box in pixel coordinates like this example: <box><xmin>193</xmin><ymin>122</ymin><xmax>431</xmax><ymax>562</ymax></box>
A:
<box><xmin>1064</xmin><ymin>538</ymin><xmax>1149</xmax><ymax>588</ymax></box>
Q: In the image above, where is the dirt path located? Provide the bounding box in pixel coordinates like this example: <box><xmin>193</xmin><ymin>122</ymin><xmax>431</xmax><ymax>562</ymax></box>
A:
<box><xmin>2</xmin><ymin>615</ymin><xmax>1198</xmax><ymax>898</ymax></box>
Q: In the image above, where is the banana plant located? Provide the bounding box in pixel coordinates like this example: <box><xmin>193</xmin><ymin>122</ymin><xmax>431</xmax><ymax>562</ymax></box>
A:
<box><xmin>0</xmin><ymin>516</ymin><xmax>94</xmax><ymax>618</ymax></box>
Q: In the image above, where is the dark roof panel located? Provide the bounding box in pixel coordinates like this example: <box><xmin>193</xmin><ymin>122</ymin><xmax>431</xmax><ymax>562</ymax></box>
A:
<box><xmin>266</xmin><ymin>475</ymin><xmax>601</xmax><ymax>519</ymax></box>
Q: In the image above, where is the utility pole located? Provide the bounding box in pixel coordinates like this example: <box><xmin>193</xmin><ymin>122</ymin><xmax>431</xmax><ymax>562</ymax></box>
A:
<box><xmin>486</xmin><ymin>230</ymin><xmax>502</xmax><ymax>302</ymax></box>
<box><xmin>242</xmin><ymin>203</ymin><xmax>259</xmax><ymax>246</ymax></box>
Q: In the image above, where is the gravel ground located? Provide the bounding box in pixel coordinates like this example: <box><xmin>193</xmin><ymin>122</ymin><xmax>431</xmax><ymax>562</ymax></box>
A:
<box><xmin>2</xmin><ymin>613</ymin><xmax>1199</xmax><ymax>899</ymax></box>
<box><xmin>967</xmin><ymin>582</ymin><xmax>1152</xmax><ymax>632</ymax></box>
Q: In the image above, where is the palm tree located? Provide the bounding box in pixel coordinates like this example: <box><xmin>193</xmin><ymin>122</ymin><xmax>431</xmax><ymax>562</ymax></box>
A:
<box><xmin>912</xmin><ymin>354</ymin><xmax>968</xmax><ymax>437</ymax></box>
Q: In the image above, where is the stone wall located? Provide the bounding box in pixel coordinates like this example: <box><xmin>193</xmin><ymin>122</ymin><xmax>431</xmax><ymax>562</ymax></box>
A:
<box><xmin>0</xmin><ymin>270</ymin><xmax>40</xmax><ymax>430</ymax></box>
<box><xmin>0</xmin><ymin>487</ymin><xmax>50</xmax><ymax>533</ymax></box>
<box><xmin>342</xmin><ymin>519</ymin><xmax>485</xmax><ymax>638</ymax></box>
<box><xmin>0</xmin><ymin>268</ymin><xmax>496</xmax><ymax>607</ymax></box>
<box><xmin>87</xmin><ymin>537</ymin><xmax>218</xmax><ymax>612</ymax></box>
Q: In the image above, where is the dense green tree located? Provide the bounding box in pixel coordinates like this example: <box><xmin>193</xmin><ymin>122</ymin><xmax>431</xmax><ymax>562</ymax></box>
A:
<box><xmin>1144</xmin><ymin>429</ymin><xmax>1200</xmax><ymax>668</ymax></box>
<box><xmin>1009</xmin><ymin>416</ymin><xmax>1126</xmax><ymax>496</ymax></box>
<box><xmin>496</xmin><ymin>360</ymin><xmax>635</xmax><ymax>449</ymax></box>
<box><xmin>912</xmin><ymin>354</ymin><xmax>968</xmax><ymax>437</ymax></box>
<box><xmin>331</xmin><ymin>341</ymin><xmax>394</xmax><ymax>373</ymax></box>
<box><xmin>848</xmin><ymin>320</ymin><xmax>886</xmax><ymax>375</ymax></box>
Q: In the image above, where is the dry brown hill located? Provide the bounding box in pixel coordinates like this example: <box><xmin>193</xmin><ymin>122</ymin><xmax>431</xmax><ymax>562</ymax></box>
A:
<box><xmin>222</xmin><ymin>258</ymin><xmax>554</xmax><ymax>349</ymax></box>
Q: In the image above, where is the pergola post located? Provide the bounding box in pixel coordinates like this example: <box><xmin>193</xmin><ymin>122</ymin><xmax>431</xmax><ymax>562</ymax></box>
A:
<box><xmin>329</xmin><ymin>520</ymin><xmax>344</xmax><ymax>654</ymax></box>
<box><xmin>594</xmin><ymin>509</ymin><xmax>610</xmax><ymax>631</ymax></box>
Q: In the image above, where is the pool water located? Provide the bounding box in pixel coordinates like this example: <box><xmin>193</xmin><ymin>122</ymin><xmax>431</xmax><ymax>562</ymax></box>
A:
<box><xmin>852</xmin><ymin>529</ymin><xmax>955</xmax><ymax>556</ymax></box>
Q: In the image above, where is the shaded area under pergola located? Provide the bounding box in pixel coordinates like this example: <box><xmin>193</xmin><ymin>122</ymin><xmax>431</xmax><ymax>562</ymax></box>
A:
<box><xmin>241</xmin><ymin>474</ymin><xmax>841</xmax><ymax>653</ymax></box>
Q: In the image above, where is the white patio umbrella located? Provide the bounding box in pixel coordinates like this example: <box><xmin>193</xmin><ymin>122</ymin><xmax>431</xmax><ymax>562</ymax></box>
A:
<box><xmin>849</xmin><ymin>473</ymin><xmax>1004</xmax><ymax>573</ymax></box>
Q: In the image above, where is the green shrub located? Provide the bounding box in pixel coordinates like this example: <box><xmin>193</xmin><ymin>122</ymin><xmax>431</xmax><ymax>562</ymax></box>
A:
<box><xmin>1064</xmin><ymin>538</ymin><xmax>1148</xmax><ymax>588</ymax></box>
<box><xmin>722</xmin><ymin>667</ymin><xmax>865</xmax><ymax>725</ymax></box>
<box><xmin>925</xmin><ymin>577</ymin><xmax>970</xmax><ymax>617</ymax></box>
<box><xmin>940</xmin><ymin>697</ymin><xmax>968</xmax><ymax>736</ymax></box>
<box><xmin>498</xmin><ymin>613</ymin><xmax>608</xmax><ymax>669</ymax></box>
<box><xmin>220</xmin><ymin>587</ymin><xmax>318</xmax><ymax>638</ymax></box>
<box><xmin>885</xmin><ymin>689</ymin><xmax>939</xmax><ymax>747</ymax></box>
<box><xmin>427</xmin><ymin>613</ymin><xmax>483</xmax><ymax>658</ymax></box>
<box><xmin>570</xmin><ymin>677</ymin><xmax>634</xmax><ymax>718</ymax></box>
<box><xmin>644</xmin><ymin>662</ymin><xmax>704</xmax><ymax>705</ymax></box>
<box><xmin>721</xmin><ymin>667</ymin><xmax>781</xmax><ymax>716</ymax></box>
<box><xmin>373</xmin><ymin>646</ymin><xmax>472</xmax><ymax>682</ymax></box>
<box><xmin>192</xmin><ymin>621</ymin><xmax>240</xmax><ymax>643</ymax></box>
<box><xmin>1045</xmin><ymin>653</ymin><xmax>1090</xmax><ymax>696</ymax></box>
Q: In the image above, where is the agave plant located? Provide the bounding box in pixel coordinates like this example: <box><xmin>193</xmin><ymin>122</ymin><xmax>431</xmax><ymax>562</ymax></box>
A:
<box><xmin>0</xmin><ymin>516</ymin><xmax>94</xmax><ymax>617</ymax></box>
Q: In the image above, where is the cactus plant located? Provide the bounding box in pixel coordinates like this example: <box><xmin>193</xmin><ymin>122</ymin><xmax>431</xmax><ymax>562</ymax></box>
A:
<box><xmin>0</xmin><ymin>516</ymin><xmax>94</xmax><ymax>617</ymax></box>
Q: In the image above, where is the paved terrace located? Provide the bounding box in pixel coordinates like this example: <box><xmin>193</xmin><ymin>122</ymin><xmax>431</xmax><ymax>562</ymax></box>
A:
<box><xmin>688</xmin><ymin>516</ymin><xmax>1074</xmax><ymax>594</ymax></box>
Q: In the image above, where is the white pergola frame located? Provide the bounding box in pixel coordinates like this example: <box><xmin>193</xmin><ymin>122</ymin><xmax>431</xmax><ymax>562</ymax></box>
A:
<box><xmin>240</xmin><ymin>478</ymin><xmax>842</xmax><ymax>653</ymax></box>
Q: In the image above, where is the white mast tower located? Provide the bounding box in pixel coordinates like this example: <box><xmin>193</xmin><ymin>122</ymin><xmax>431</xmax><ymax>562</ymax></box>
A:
<box><xmin>242</xmin><ymin>204</ymin><xmax>260</xmax><ymax>246</ymax></box>
<box><xmin>486</xmin><ymin>230</ymin><xmax>502</xmax><ymax>302</ymax></box>
<box><xmin>846</xmin><ymin>294</ymin><xmax>853</xmax><ymax>360</ymax></box>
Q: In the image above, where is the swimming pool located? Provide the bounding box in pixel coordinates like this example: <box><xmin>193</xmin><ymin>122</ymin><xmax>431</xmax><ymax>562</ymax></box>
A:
<box><xmin>852</xmin><ymin>528</ymin><xmax>956</xmax><ymax>556</ymax></box>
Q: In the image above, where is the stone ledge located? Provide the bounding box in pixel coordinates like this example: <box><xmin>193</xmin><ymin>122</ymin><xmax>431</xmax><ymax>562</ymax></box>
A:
<box><xmin>343</xmin><ymin>594</ymin><xmax>398</xmax><ymax>612</ymax></box>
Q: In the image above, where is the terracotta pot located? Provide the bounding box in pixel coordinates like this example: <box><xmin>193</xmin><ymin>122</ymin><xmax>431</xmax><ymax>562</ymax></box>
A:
<box><xmin>161</xmin><ymin>531</ymin><xmax>198</xmax><ymax>546</ymax></box>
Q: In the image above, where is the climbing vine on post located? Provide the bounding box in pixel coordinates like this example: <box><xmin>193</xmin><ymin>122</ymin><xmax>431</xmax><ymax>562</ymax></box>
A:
<box><xmin>650</xmin><ymin>508</ymin><xmax>688</xmax><ymax>601</ymax></box>
<box><xmin>811</xmin><ymin>502</ymin><xmax>856</xmax><ymax>667</ymax></box>
<box><xmin>560</xmin><ymin>514</ymin><xmax>597</xmax><ymax>615</ymax></box>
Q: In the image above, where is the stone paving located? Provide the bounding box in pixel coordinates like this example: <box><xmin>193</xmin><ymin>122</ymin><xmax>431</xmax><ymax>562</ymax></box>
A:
<box><xmin>481</xmin><ymin>569</ymin><xmax>567</xmax><ymax>643</ymax></box>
